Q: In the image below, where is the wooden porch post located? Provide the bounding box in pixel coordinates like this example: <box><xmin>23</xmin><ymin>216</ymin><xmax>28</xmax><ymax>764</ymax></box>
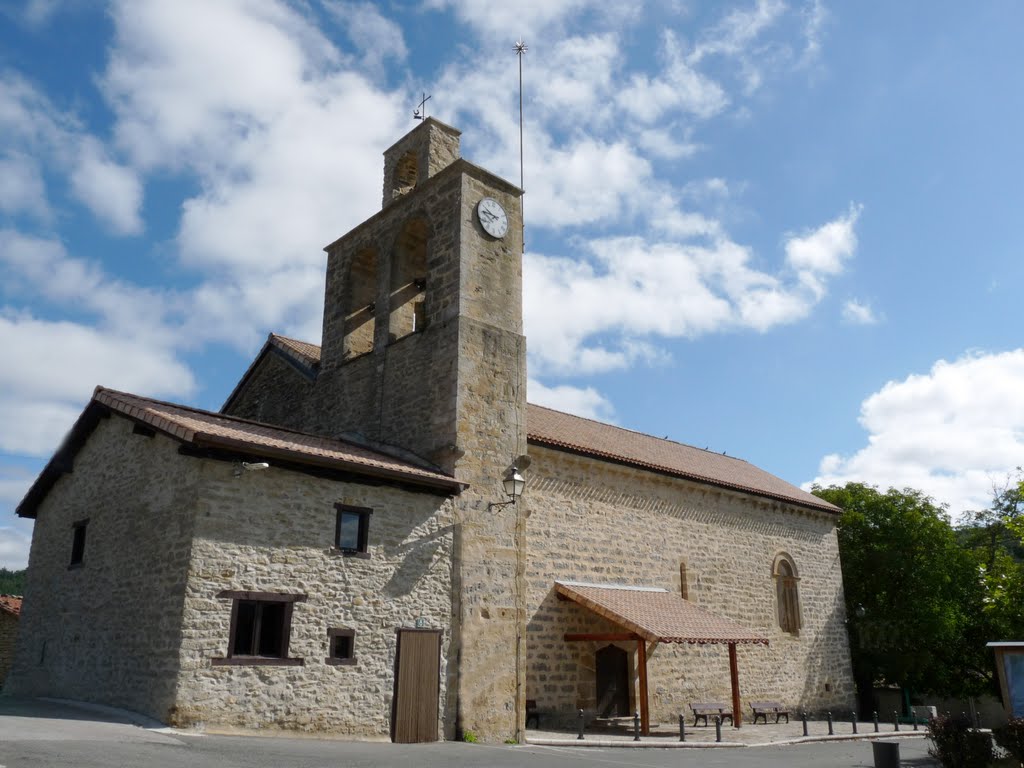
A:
<box><xmin>728</xmin><ymin>642</ymin><xmax>741</xmax><ymax>728</ymax></box>
<box><xmin>637</xmin><ymin>639</ymin><xmax>650</xmax><ymax>735</ymax></box>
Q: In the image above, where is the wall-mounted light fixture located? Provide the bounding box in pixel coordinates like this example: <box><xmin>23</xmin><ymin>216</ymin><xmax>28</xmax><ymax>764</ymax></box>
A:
<box><xmin>488</xmin><ymin>465</ymin><xmax>526</xmax><ymax>510</ymax></box>
<box><xmin>233</xmin><ymin>461</ymin><xmax>270</xmax><ymax>477</ymax></box>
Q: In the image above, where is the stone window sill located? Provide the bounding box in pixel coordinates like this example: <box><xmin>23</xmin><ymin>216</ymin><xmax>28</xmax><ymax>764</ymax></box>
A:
<box><xmin>211</xmin><ymin>657</ymin><xmax>304</xmax><ymax>667</ymax></box>
<box><xmin>325</xmin><ymin>657</ymin><xmax>357</xmax><ymax>666</ymax></box>
<box><xmin>328</xmin><ymin>547</ymin><xmax>371</xmax><ymax>559</ymax></box>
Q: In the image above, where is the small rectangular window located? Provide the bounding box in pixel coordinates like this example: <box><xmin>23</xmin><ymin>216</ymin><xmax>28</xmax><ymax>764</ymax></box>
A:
<box><xmin>335</xmin><ymin>505</ymin><xmax>372</xmax><ymax>555</ymax></box>
<box><xmin>69</xmin><ymin>519</ymin><xmax>88</xmax><ymax>567</ymax></box>
<box><xmin>326</xmin><ymin>628</ymin><xmax>356</xmax><ymax>665</ymax></box>
<box><xmin>212</xmin><ymin>590</ymin><xmax>306</xmax><ymax>666</ymax></box>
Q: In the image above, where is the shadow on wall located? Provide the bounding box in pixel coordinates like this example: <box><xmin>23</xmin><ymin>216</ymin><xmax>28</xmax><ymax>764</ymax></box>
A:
<box><xmin>382</xmin><ymin>524</ymin><xmax>452</xmax><ymax>598</ymax></box>
<box><xmin>796</xmin><ymin>597</ymin><xmax>852</xmax><ymax>716</ymax></box>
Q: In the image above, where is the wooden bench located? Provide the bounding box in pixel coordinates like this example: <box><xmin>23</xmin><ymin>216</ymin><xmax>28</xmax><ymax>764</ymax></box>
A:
<box><xmin>750</xmin><ymin>701</ymin><xmax>790</xmax><ymax>724</ymax></box>
<box><xmin>690</xmin><ymin>702</ymin><xmax>733</xmax><ymax>727</ymax></box>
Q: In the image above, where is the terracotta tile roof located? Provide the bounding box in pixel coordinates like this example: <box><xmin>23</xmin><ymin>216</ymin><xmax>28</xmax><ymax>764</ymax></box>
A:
<box><xmin>17</xmin><ymin>387</ymin><xmax>464</xmax><ymax>518</ymax></box>
<box><xmin>0</xmin><ymin>595</ymin><xmax>22</xmax><ymax>617</ymax></box>
<box><xmin>93</xmin><ymin>388</ymin><xmax>461</xmax><ymax>489</ymax></box>
<box><xmin>529</xmin><ymin>404</ymin><xmax>838</xmax><ymax>514</ymax></box>
<box><xmin>270</xmin><ymin>334</ymin><xmax>322</xmax><ymax>370</ymax></box>
<box><xmin>242</xmin><ymin>336</ymin><xmax>838</xmax><ymax>515</ymax></box>
<box><xmin>556</xmin><ymin>581</ymin><xmax>768</xmax><ymax>645</ymax></box>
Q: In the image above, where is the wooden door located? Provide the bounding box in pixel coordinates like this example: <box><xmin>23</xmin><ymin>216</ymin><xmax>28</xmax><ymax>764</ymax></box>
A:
<box><xmin>391</xmin><ymin>629</ymin><xmax>441</xmax><ymax>743</ymax></box>
<box><xmin>595</xmin><ymin>644</ymin><xmax>630</xmax><ymax>717</ymax></box>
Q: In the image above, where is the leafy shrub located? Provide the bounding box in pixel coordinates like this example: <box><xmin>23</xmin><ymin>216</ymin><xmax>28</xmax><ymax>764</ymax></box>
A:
<box><xmin>927</xmin><ymin>713</ymin><xmax>996</xmax><ymax>768</ymax></box>
<box><xmin>461</xmin><ymin>730</ymin><xmax>478</xmax><ymax>743</ymax></box>
<box><xmin>994</xmin><ymin>717</ymin><xmax>1024</xmax><ymax>766</ymax></box>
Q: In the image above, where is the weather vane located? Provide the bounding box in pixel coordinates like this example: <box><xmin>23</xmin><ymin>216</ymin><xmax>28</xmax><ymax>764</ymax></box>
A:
<box><xmin>413</xmin><ymin>92</ymin><xmax>431</xmax><ymax>121</ymax></box>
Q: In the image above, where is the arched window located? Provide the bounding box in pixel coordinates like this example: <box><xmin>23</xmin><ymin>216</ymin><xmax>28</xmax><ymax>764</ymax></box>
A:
<box><xmin>773</xmin><ymin>554</ymin><xmax>801</xmax><ymax>635</ymax></box>
<box><xmin>388</xmin><ymin>218</ymin><xmax>428</xmax><ymax>342</ymax></box>
<box><xmin>390</xmin><ymin>151</ymin><xmax>418</xmax><ymax>200</ymax></box>
<box><xmin>343</xmin><ymin>248</ymin><xmax>377</xmax><ymax>359</ymax></box>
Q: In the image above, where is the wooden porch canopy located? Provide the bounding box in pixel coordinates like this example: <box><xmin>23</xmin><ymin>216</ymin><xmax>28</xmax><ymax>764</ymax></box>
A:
<box><xmin>556</xmin><ymin>581</ymin><xmax>769</xmax><ymax>734</ymax></box>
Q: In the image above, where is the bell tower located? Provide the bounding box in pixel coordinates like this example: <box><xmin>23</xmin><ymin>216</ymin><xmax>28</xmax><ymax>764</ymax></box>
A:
<box><xmin>316</xmin><ymin>118</ymin><xmax>528</xmax><ymax>740</ymax></box>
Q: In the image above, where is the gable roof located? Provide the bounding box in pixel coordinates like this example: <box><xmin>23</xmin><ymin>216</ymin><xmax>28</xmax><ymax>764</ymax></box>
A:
<box><xmin>528</xmin><ymin>404</ymin><xmax>837</xmax><ymax>514</ymax></box>
<box><xmin>556</xmin><ymin>581</ymin><xmax>768</xmax><ymax>645</ymax></box>
<box><xmin>17</xmin><ymin>387</ymin><xmax>464</xmax><ymax>518</ymax></box>
<box><xmin>253</xmin><ymin>335</ymin><xmax>838</xmax><ymax>515</ymax></box>
<box><xmin>0</xmin><ymin>595</ymin><xmax>22</xmax><ymax>617</ymax></box>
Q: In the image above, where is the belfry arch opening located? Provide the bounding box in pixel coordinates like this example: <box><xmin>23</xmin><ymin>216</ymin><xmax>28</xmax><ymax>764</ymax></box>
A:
<box><xmin>390</xmin><ymin>151</ymin><xmax>418</xmax><ymax>200</ymax></box>
<box><xmin>389</xmin><ymin>218</ymin><xmax>428</xmax><ymax>342</ymax></box>
<box><xmin>343</xmin><ymin>247</ymin><xmax>378</xmax><ymax>359</ymax></box>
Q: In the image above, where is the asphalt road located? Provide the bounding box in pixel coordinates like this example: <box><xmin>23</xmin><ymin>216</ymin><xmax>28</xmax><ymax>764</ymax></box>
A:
<box><xmin>0</xmin><ymin>697</ymin><xmax>938</xmax><ymax>768</ymax></box>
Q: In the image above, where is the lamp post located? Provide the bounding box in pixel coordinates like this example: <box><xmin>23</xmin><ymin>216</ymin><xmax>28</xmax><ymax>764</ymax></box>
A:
<box><xmin>489</xmin><ymin>465</ymin><xmax>526</xmax><ymax>510</ymax></box>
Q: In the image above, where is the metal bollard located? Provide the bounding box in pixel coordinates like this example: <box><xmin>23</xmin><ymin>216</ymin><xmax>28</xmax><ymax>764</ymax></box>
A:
<box><xmin>633</xmin><ymin>710</ymin><xmax>641</xmax><ymax>741</ymax></box>
<box><xmin>873</xmin><ymin>710</ymin><xmax>879</xmax><ymax>732</ymax></box>
<box><xmin>827</xmin><ymin>711</ymin><xmax>834</xmax><ymax>735</ymax></box>
<box><xmin>893</xmin><ymin>710</ymin><xmax>900</xmax><ymax>731</ymax></box>
<box><xmin>577</xmin><ymin>709</ymin><xmax>585</xmax><ymax>740</ymax></box>
<box><xmin>679</xmin><ymin>713</ymin><xmax>686</xmax><ymax>742</ymax></box>
<box><xmin>852</xmin><ymin>711</ymin><xmax>858</xmax><ymax>734</ymax></box>
<box><xmin>715</xmin><ymin>715</ymin><xmax>722</xmax><ymax>743</ymax></box>
<box><xmin>911</xmin><ymin>707</ymin><xmax>917</xmax><ymax>731</ymax></box>
<box><xmin>801</xmin><ymin>711</ymin><xmax>808</xmax><ymax>737</ymax></box>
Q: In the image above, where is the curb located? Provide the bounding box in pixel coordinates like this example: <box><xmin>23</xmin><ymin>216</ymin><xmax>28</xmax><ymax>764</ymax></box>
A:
<box><xmin>525</xmin><ymin>732</ymin><xmax>929</xmax><ymax>749</ymax></box>
<box><xmin>40</xmin><ymin>697</ymin><xmax>172</xmax><ymax>732</ymax></box>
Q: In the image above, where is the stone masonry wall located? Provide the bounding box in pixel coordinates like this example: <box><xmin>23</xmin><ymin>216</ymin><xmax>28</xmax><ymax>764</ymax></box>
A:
<box><xmin>6</xmin><ymin>415</ymin><xmax>199</xmax><ymax>720</ymax></box>
<box><xmin>523</xmin><ymin>445</ymin><xmax>855</xmax><ymax>726</ymax></box>
<box><xmin>0</xmin><ymin>612</ymin><xmax>18</xmax><ymax>688</ymax></box>
<box><xmin>170</xmin><ymin>459</ymin><xmax>456</xmax><ymax>738</ymax></box>
<box><xmin>225</xmin><ymin>348</ymin><xmax>316</xmax><ymax>431</ymax></box>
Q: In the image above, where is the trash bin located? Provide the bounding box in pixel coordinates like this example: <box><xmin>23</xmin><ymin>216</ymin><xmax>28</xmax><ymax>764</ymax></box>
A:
<box><xmin>872</xmin><ymin>739</ymin><xmax>900</xmax><ymax>768</ymax></box>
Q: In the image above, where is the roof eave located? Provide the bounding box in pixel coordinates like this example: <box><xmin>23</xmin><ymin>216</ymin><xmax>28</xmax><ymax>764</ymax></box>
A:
<box><xmin>528</xmin><ymin>436</ymin><xmax>840</xmax><ymax>516</ymax></box>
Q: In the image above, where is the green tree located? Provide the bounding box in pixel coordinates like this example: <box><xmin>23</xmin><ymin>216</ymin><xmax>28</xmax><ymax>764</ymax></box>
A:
<box><xmin>0</xmin><ymin>568</ymin><xmax>26</xmax><ymax>595</ymax></box>
<box><xmin>813</xmin><ymin>483</ymin><xmax>989</xmax><ymax>711</ymax></box>
<box><xmin>960</xmin><ymin>472</ymin><xmax>1024</xmax><ymax>650</ymax></box>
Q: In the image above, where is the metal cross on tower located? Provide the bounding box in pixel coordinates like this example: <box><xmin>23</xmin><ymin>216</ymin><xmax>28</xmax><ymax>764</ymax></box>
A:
<box><xmin>412</xmin><ymin>92</ymin><xmax>431</xmax><ymax>121</ymax></box>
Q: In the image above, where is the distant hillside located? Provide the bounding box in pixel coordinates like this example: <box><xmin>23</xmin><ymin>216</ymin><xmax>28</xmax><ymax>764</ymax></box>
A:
<box><xmin>0</xmin><ymin>568</ymin><xmax>26</xmax><ymax>596</ymax></box>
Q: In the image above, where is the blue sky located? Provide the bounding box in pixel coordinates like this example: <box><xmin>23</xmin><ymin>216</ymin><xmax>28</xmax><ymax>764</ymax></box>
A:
<box><xmin>2</xmin><ymin>0</ymin><xmax>1023</xmax><ymax>569</ymax></box>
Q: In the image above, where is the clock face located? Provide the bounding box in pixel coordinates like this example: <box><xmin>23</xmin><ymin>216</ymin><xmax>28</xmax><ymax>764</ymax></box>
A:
<box><xmin>476</xmin><ymin>197</ymin><xmax>508</xmax><ymax>239</ymax></box>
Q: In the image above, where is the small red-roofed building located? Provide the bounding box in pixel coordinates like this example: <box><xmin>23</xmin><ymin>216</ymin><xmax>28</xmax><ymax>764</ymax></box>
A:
<box><xmin>0</xmin><ymin>594</ymin><xmax>22</xmax><ymax>688</ymax></box>
<box><xmin>8</xmin><ymin>119</ymin><xmax>853</xmax><ymax>742</ymax></box>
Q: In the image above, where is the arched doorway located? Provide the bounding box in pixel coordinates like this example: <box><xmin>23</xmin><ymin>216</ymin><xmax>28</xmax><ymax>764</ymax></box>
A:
<box><xmin>595</xmin><ymin>644</ymin><xmax>630</xmax><ymax>717</ymax></box>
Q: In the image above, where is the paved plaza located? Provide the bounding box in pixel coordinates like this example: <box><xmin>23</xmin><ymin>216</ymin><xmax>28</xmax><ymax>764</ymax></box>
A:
<box><xmin>0</xmin><ymin>696</ymin><xmax>937</xmax><ymax>768</ymax></box>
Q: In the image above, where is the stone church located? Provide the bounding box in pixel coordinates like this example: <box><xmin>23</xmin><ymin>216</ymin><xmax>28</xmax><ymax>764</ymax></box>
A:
<box><xmin>7</xmin><ymin>119</ymin><xmax>854</xmax><ymax>741</ymax></box>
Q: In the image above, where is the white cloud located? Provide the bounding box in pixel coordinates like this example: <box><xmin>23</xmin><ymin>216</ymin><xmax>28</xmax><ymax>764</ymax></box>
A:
<box><xmin>69</xmin><ymin>138</ymin><xmax>144</xmax><ymax>235</ymax></box>
<box><xmin>0</xmin><ymin>152</ymin><xmax>49</xmax><ymax>221</ymax></box>
<box><xmin>842</xmin><ymin>298</ymin><xmax>878</xmax><ymax>325</ymax></box>
<box><xmin>0</xmin><ymin>314</ymin><xmax>195</xmax><ymax>452</ymax></box>
<box><xmin>809</xmin><ymin>349</ymin><xmax>1024</xmax><ymax>517</ymax></box>
<box><xmin>784</xmin><ymin>203</ymin><xmax>861</xmax><ymax>299</ymax></box>
<box><xmin>324</xmin><ymin>1</ymin><xmax>408</xmax><ymax>73</ymax></box>
<box><xmin>23</xmin><ymin>0</ymin><xmax>60</xmax><ymax>26</ymax></box>
<box><xmin>0</xmin><ymin>72</ymin><xmax>144</xmax><ymax>234</ymax></box>
<box><xmin>524</xmin><ymin>204</ymin><xmax>860</xmax><ymax>375</ymax></box>
<box><xmin>423</xmin><ymin>0</ymin><xmax>602</xmax><ymax>41</ymax></box>
<box><xmin>0</xmin><ymin>231</ymin><xmax>179</xmax><ymax>345</ymax></box>
<box><xmin>528</xmin><ymin>379</ymin><xmax>616</xmax><ymax>422</ymax></box>
<box><xmin>618</xmin><ymin>31</ymin><xmax>729</xmax><ymax>123</ymax></box>
<box><xmin>799</xmin><ymin>0</ymin><xmax>828</xmax><ymax>67</ymax></box>
<box><xmin>0</xmin><ymin>524</ymin><xmax>33</xmax><ymax>571</ymax></box>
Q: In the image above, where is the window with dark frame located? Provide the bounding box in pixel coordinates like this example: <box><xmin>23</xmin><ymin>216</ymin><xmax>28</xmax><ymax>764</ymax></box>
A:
<box><xmin>212</xmin><ymin>590</ymin><xmax>306</xmax><ymax>666</ymax></box>
<box><xmin>774</xmin><ymin>556</ymin><xmax>802</xmax><ymax>635</ymax></box>
<box><xmin>326</xmin><ymin>628</ymin><xmax>356</xmax><ymax>665</ymax></box>
<box><xmin>69</xmin><ymin>519</ymin><xmax>88</xmax><ymax>567</ymax></box>
<box><xmin>335</xmin><ymin>504</ymin><xmax>372</xmax><ymax>555</ymax></box>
